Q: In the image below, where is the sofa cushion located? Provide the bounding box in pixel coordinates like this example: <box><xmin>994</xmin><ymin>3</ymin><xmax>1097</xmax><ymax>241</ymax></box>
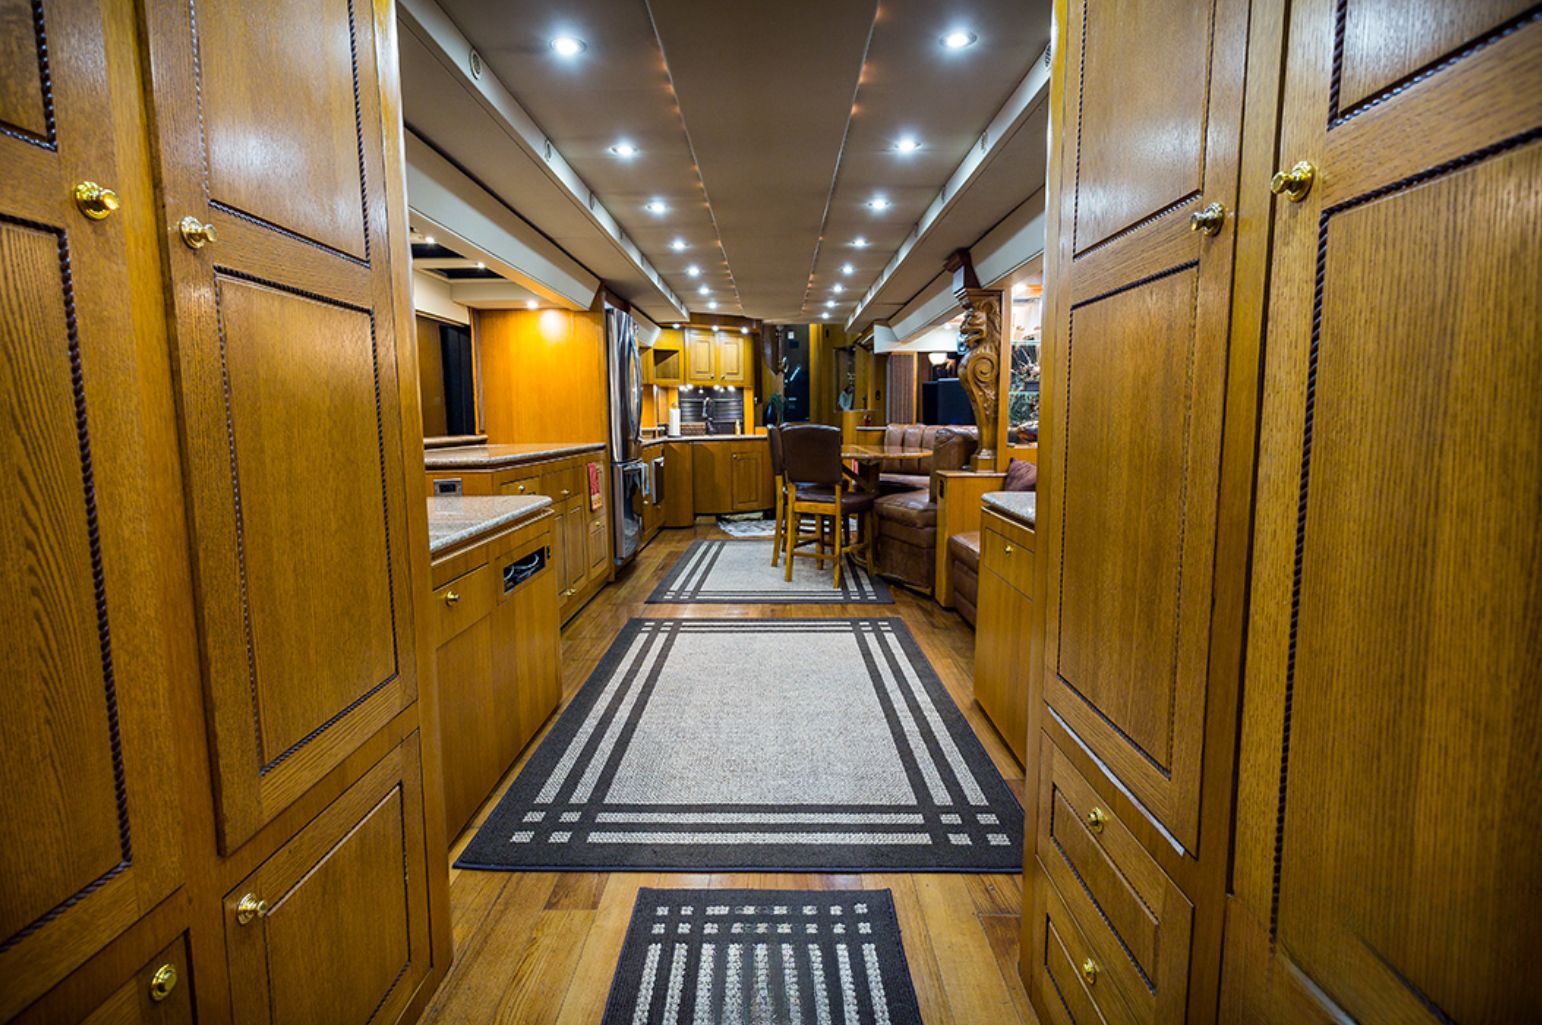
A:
<box><xmin>874</xmin><ymin>489</ymin><xmax>937</xmax><ymax>529</ymax></box>
<box><xmin>879</xmin><ymin>472</ymin><xmax>930</xmax><ymax>493</ymax></box>
<box><xmin>948</xmin><ymin>531</ymin><xmax>982</xmax><ymax>571</ymax></box>
<box><xmin>794</xmin><ymin>485</ymin><xmax>876</xmax><ymax>513</ymax></box>
<box><xmin>1003</xmin><ymin>457</ymin><xmax>1038</xmax><ymax>492</ymax></box>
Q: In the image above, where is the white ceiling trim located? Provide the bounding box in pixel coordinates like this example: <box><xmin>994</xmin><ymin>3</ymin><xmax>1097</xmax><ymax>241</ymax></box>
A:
<box><xmin>974</xmin><ymin>191</ymin><xmax>1048</xmax><ymax>287</ymax></box>
<box><xmin>847</xmin><ymin>44</ymin><xmax>1052</xmax><ymax>331</ymax></box>
<box><xmin>406</xmin><ymin>132</ymin><xmax>598</xmax><ymax>309</ymax></box>
<box><xmin>399</xmin><ymin>0</ymin><xmax>686</xmax><ymax>319</ymax></box>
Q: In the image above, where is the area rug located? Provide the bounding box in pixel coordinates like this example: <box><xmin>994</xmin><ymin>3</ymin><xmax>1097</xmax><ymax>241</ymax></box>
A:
<box><xmin>648</xmin><ymin>539</ymin><xmax>892</xmax><ymax>604</ymax></box>
<box><xmin>716</xmin><ymin>515</ymin><xmax>778</xmax><ymax>538</ymax></box>
<box><xmin>457</xmin><ymin>618</ymin><xmax>1023</xmax><ymax>872</ymax></box>
<box><xmin>601</xmin><ymin>888</ymin><xmax>922</xmax><ymax>1025</ymax></box>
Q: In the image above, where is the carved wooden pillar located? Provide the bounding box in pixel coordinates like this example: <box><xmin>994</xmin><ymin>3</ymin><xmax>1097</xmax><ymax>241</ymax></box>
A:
<box><xmin>945</xmin><ymin>249</ymin><xmax>1002</xmax><ymax>470</ymax></box>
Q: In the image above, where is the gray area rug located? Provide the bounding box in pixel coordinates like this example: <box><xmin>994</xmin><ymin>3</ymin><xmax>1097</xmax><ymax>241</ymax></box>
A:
<box><xmin>602</xmin><ymin>888</ymin><xmax>922</xmax><ymax>1025</ymax></box>
<box><xmin>457</xmin><ymin>618</ymin><xmax>1023</xmax><ymax>872</ymax></box>
<box><xmin>716</xmin><ymin>515</ymin><xmax>778</xmax><ymax>538</ymax></box>
<box><xmin>649</xmin><ymin>539</ymin><xmax>892</xmax><ymax>604</ymax></box>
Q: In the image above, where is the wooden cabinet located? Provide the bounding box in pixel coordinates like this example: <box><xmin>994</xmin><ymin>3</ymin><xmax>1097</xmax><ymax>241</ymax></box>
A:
<box><xmin>662</xmin><ymin>442</ymin><xmax>696</xmax><ymax>527</ymax></box>
<box><xmin>0</xmin><ymin>1</ymin><xmax>188</xmax><ymax>1012</ymax></box>
<box><xmin>433</xmin><ymin>514</ymin><xmax>559</xmax><ymax>838</ymax></box>
<box><xmin>1028</xmin><ymin>1</ymin><xmax>1542</xmax><ymax>1023</ymax></box>
<box><xmin>683</xmin><ymin>328</ymin><xmax>750</xmax><ymax>385</ymax></box>
<box><xmin>973</xmin><ymin>510</ymin><xmax>1035</xmax><ymax>765</ymax></box>
<box><xmin>224</xmin><ymin>740</ymin><xmax>431</xmax><ymax>1025</ymax></box>
<box><xmin>691</xmin><ymin>440</ymin><xmax>773</xmax><ymax>514</ymax></box>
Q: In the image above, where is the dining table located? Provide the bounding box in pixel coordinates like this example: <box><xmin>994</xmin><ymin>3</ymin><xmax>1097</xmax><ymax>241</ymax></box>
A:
<box><xmin>840</xmin><ymin>444</ymin><xmax>933</xmax><ymax>494</ymax></box>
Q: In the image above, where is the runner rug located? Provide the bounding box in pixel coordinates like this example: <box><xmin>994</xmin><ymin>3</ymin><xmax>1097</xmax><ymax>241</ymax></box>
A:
<box><xmin>457</xmin><ymin>618</ymin><xmax>1023</xmax><ymax>872</ymax></box>
<box><xmin>648</xmin><ymin>539</ymin><xmax>891</xmax><ymax>604</ymax></box>
<box><xmin>601</xmin><ymin>888</ymin><xmax>923</xmax><ymax>1025</ymax></box>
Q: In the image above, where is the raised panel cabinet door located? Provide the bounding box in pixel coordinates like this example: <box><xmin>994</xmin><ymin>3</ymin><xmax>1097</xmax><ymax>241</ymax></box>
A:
<box><xmin>1039</xmin><ymin>0</ymin><xmax>1249</xmax><ymax>851</ymax></box>
<box><xmin>435</xmin><ymin>616</ymin><xmax>496</xmax><ymax>840</ymax></box>
<box><xmin>1224</xmin><ymin>5</ymin><xmax>1542</xmax><ymax>1023</ymax></box>
<box><xmin>716</xmin><ymin>336</ymin><xmax>746</xmax><ymax>384</ymax></box>
<box><xmin>224</xmin><ymin>740</ymin><xmax>431</xmax><ymax>1025</ymax></box>
<box><xmin>973</xmin><ymin>569</ymin><xmax>1033</xmax><ymax>765</ymax></box>
<box><xmin>685</xmin><ymin>329</ymin><xmax>716</xmax><ymax>382</ymax></box>
<box><xmin>501</xmin><ymin>531</ymin><xmax>561</xmax><ymax>761</ymax></box>
<box><xmin>143</xmin><ymin>0</ymin><xmax>418</xmax><ymax>850</ymax></box>
<box><xmin>563</xmin><ymin>499</ymin><xmax>587</xmax><ymax>593</ymax></box>
<box><xmin>729</xmin><ymin>448</ymin><xmax>766</xmax><ymax>510</ymax></box>
<box><xmin>0</xmin><ymin>0</ymin><xmax>185</xmax><ymax>1014</ymax></box>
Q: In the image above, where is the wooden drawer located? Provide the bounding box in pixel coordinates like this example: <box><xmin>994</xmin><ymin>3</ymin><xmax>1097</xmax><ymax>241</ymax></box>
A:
<box><xmin>498</xmin><ymin>472</ymin><xmax>539</xmax><ymax>497</ymax></box>
<box><xmin>434</xmin><ymin>560</ymin><xmax>495</xmax><ymax>644</ymax></box>
<box><xmin>538</xmin><ymin>462</ymin><xmax>582</xmax><ymax>502</ymax></box>
<box><xmin>1036</xmin><ymin>738</ymin><xmax>1192</xmax><ymax>1025</ymax></box>
<box><xmin>981</xmin><ymin>516</ymin><xmax>1034</xmax><ymax>596</ymax></box>
<box><xmin>1032</xmin><ymin>868</ymin><xmax>1134</xmax><ymax>1025</ymax></box>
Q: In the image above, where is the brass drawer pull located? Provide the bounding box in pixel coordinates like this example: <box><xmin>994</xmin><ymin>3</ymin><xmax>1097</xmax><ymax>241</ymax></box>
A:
<box><xmin>1085</xmin><ymin>807</ymin><xmax>1107</xmax><ymax>834</ymax></box>
<box><xmin>1189</xmin><ymin>201</ymin><xmax>1225</xmax><ymax>235</ymax></box>
<box><xmin>74</xmin><ymin>181</ymin><xmax>120</xmax><ymax>220</ymax></box>
<box><xmin>178</xmin><ymin>215</ymin><xmax>218</xmax><ymax>248</ymax></box>
<box><xmin>516</xmin><ymin>483</ymin><xmax>528</xmax><ymax>494</ymax></box>
<box><xmin>149</xmin><ymin>963</ymin><xmax>178</xmax><ymax>1002</ymax></box>
<box><xmin>1269</xmin><ymin>160</ymin><xmax>1316</xmax><ymax>202</ymax></box>
<box><xmin>1081</xmin><ymin>957</ymin><xmax>1100</xmax><ymax>985</ymax></box>
<box><xmin>1003</xmin><ymin>544</ymin><xmax>1014</xmax><ymax>555</ymax></box>
<box><xmin>235</xmin><ymin>892</ymin><xmax>270</xmax><ymax>925</ymax></box>
<box><xmin>444</xmin><ymin>589</ymin><xmax>461</xmax><ymax>607</ymax></box>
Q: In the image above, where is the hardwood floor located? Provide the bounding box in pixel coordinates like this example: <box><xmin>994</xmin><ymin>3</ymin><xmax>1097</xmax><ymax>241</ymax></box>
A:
<box><xmin>422</xmin><ymin>523</ymin><xmax>1036</xmax><ymax>1024</ymax></box>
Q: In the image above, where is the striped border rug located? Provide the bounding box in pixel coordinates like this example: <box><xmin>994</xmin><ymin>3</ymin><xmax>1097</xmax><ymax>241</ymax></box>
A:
<box><xmin>457</xmin><ymin>618</ymin><xmax>1023</xmax><ymax>872</ymax></box>
<box><xmin>601</xmin><ymin>888</ymin><xmax>922</xmax><ymax>1025</ymax></box>
<box><xmin>648</xmin><ymin>539</ymin><xmax>892</xmax><ymax>604</ymax></box>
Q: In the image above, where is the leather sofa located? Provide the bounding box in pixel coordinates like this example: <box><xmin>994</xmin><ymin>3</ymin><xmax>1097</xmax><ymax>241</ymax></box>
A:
<box><xmin>871</xmin><ymin>425</ymin><xmax>980</xmax><ymax>592</ymax></box>
<box><xmin>949</xmin><ymin>531</ymin><xmax>982</xmax><ymax>626</ymax></box>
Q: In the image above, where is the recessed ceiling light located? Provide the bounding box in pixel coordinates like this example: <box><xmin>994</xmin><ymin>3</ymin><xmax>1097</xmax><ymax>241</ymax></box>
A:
<box><xmin>707</xmin><ymin>300</ymin><xmax>719</xmax><ymax>310</ymax></box>
<box><xmin>866</xmin><ymin>195</ymin><xmax>891</xmax><ymax>212</ymax></box>
<box><xmin>893</xmin><ymin>136</ymin><xmax>921</xmax><ymax>154</ymax></box>
<box><xmin>841</xmin><ymin>262</ymin><xmax>855</xmax><ymax>275</ymax></box>
<box><xmin>713</xmin><ymin>326</ymin><xmax>721</xmax><ymax>334</ymax></box>
<box><xmin>825</xmin><ymin>300</ymin><xmax>836</xmax><ymax>308</ymax></box>
<box><xmin>821</xmin><ymin>311</ymin><xmax>832</xmax><ymax>319</ymax></box>
<box><xmin>550</xmin><ymin>35</ymin><xmax>586</xmax><ymax>57</ymax></box>
<box><xmin>941</xmin><ymin>29</ymin><xmax>977</xmax><ymax>49</ymax></box>
<box><xmin>832</xmin><ymin>283</ymin><xmax>844</xmax><ymax>294</ymax></box>
<box><xmin>526</xmin><ymin>299</ymin><xmax>538</xmax><ymax>309</ymax></box>
<box><xmin>698</xmin><ymin>285</ymin><xmax>710</xmax><ymax>296</ymax></box>
<box><xmin>686</xmin><ymin>265</ymin><xmax>701</xmax><ymax>277</ymax></box>
<box><xmin>424</xmin><ymin>235</ymin><xmax>436</xmax><ymax>245</ymax></box>
<box><xmin>644</xmin><ymin>198</ymin><xmax>668</xmax><ymax>215</ymax></box>
<box><xmin>852</xmin><ymin>237</ymin><xmax>868</xmax><ymax>248</ymax></box>
<box><xmin>609</xmin><ymin>141</ymin><xmax>639</xmax><ymax>158</ymax></box>
<box><xmin>670</xmin><ymin>238</ymin><xmax>687</xmax><ymax>251</ymax></box>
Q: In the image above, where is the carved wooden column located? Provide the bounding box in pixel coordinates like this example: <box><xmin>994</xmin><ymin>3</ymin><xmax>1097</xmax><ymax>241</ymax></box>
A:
<box><xmin>945</xmin><ymin>249</ymin><xmax>1002</xmax><ymax>470</ymax></box>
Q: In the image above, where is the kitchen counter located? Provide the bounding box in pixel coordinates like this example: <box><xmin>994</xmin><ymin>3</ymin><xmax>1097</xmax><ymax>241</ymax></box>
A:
<box><xmin>424</xmin><ymin>442</ymin><xmax>605</xmax><ymax>470</ymax></box>
<box><xmin>427</xmin><ymin>494</ymin><xmax>553</xmax><ymax>555</ymax></box>
<box><xmin>983</xmin><ymin>491</ymin><xmax>1036</xmax><ymax>528</ymax></box>
<box><xmin>642</xmin><ymin>434</ymin><xmax>767</xmax><ymax>445</ymax></box>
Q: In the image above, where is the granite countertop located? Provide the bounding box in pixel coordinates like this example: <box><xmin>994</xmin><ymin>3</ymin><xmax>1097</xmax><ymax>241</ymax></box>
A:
<box><xmin>641</xmin><ymin>433</ymin><xmax>767</xmax><ymax>445</ymax></box>
<box><xmin>424</xmin><ymin>442</ymin><xmax>606</xmax><ymax>470</ymax></box>
<box><xmin>427</xmin><ymin>495</ymin><xmax>553</xmax><ymax>555</ymax></box>
<box><xmin>983</xmin><ymin>491</ymin><xmax>1036</xmax><ymax>528</ymax></box>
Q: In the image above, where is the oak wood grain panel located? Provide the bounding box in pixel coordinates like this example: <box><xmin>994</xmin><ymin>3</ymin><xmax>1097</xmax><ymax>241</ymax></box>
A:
<box><xmin>71</xmin><ymin>938</ymin><xmax>194</xmax><ymax>1025</ymax></box>
<box><xmin>1334</xmin><ymin>0</ymin><xmax>1534</xmax><ymax>117</ymax></box>
<box><xmin>499</xmin><ymin>530</ymin><xmax>560</xmax><ymax>767</ymax></box>
<box><xmin>684</xmin><ymin>328</ymin><xmax>715</xmax><ymax>383</ymax></box>
<box><xmin>194</xmin><ymin>0</ymin><xmax>368</xmax><ymax>258</ymax></box>
<box><xmin>1072</xmin><ymin>0</ymin><xmax>1212</xmax><ymax>253</ymax></box>
<box><xmin>1032</xmin><ymin>868</ymin><xmax>1136</xmax><ymax>1025</ymax></box>
<box><xmin>225</xmin><ymin>740</ymin><xmax>430</xmax><ymax>1025</ymax></box>
<box><xmin>662</xmin><ymin>441</ymin><xmax>695</xmax><ymax>527</ymax></box>
<box><xmin>0</xmin><ymin>0</ymin><xmax>48</xmax><ymax>143</ymax></box>
<box><xmin>476</xmin><ymin>308</ymin><xmax>608</xmax><ymax>446</ymax></box>
<box><xmin>436</xmin><ymin>617</ymin><xmax>496</xmax><ymax>839</ymax></box>
<box><xmin>974</xmin><ymin>566</ymin><xmax>1034</xmax><ymax>765</ymax></box>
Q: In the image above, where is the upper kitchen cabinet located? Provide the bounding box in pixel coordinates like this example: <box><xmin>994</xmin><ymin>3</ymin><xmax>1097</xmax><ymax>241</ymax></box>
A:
<box><xmin>684</xmin><ymin>327</ymin><xmax>750</xmax><ymax>385</ymax></box>
<box><xmin>0</xmin><ymin>0</ymin><xmax>187</xmax><ymax>1011</ymax></box>
<box><xmin>143</xmin><ymin>0</ymin><xmax>422</xmax><ymax>851</ymax></box>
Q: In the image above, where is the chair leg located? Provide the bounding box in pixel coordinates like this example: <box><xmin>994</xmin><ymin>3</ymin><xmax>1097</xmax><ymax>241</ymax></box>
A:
<box><xmin>771</xmin><ymin>478</ymin><xmax>783</xmax><ymax>566</ymax></box>
<box><xmin>817</xmin><ymin>515</ymin><xmax>827</xmax><ymax>569</ymax></box>
<box><xmin>832</xmin><ymin>501</ymin><xmax>845</xmax><ymax>590</ymax></box>
<box><xmin>784</xmin><ymin>500</ymin><xmax>797</xmax><ymax>582</ymax></box>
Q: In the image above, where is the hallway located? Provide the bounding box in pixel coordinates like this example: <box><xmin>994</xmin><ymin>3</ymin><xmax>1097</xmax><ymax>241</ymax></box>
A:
<box><xmin>423</xmin><ymin>524</ymin><xmax>1033</xmax><ymax>1024</ymax></box>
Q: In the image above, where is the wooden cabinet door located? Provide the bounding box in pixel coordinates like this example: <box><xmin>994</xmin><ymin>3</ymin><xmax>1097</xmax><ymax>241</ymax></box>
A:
<box><xmin>224</xmin><ymin>740</ymin><xmax>430</xmax><ymax>1025</ymax></box>
<box><xmin>1223</xmin><ymin>6</ymin><xmax>1542</xmax><ymax>1023</ymax></box>
<box><xmin>142</xmin><ymin>0</ymin><xmax>418</xmax><ymax>850</ymax></box>
<box><xmin>0</xmin><ymin>0</ymin><xmax>186</xmax><ymax>1013</ymax></box>
<box><xmin>973</xmin><ymin>569</ymin><xmax>1032</xmax><ymax>765</ymax></box>
<box><xmin>586</xmin><ymin>508</ymin><xmax>609</xmax><ymax>576</ymax></box>
<box><xmin>663</xmin><ymin>442</ymin><xmax>695</xmax><ymax>526</ymax></box>
<box><xmin>497</xmin><ymin>534</ymin><xmax>561</xmax><ymax>761</ymax></box>
<box><xmin>435</xmin><ymin>616</ymin><xmax>496</xmax><ymax>839</ymax></box>
<box><xmin>730</xmin><ymin>447</ymin><xmax>768</xmax><ymax>511</ymax></box>
<box><xmin>562</xmin><ymin>498</ymin><xmax>587</xmax><ymax>593</ymax></box>
<box><xmin>716</xmin><ymin>336</ymin><xmax>747</xmax><ymax>384</ymax></box>
<box><xmin>691</xmin><ymin>442</ymin><xmax>732</xmax><ymax>513</ymax></box>
<box><xmin>685</xmin><ymin>329</ymin><xmax>716</xmax><ymax>382</ymax></box>
<box><xmin>1039</xmin><ymin>0</ymin><xmax>1249</xmax><ymax>852</ymax></box>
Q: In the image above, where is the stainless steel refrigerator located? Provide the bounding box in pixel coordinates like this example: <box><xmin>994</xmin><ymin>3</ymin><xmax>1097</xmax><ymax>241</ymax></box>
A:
<box><xmin>605</xmin><ymin>305</ymin><xmax>645</xmax><ymax>565</ymax></box>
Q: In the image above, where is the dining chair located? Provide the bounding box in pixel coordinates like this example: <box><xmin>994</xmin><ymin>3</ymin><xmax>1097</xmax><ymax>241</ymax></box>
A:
<box><xmin>780</xmin><ymin>424</ymin><xmax>874</xmax><ymax>588</ymax></box>
<box><xmin>768</xmin><ymin>425</ymin><xmax>786</xmax><ymax>566</ymax></box>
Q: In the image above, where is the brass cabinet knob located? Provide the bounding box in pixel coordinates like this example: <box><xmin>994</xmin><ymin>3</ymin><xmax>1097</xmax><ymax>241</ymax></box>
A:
<box><xmin>444</xmin><ymin>589</ymin><xmax>460</xmax><ymax>606</ymax></box>
<box><xmin>516</xmin><ymin>483</ymin><xmax>528</xmax><ymax>493</ymax></box>
<box><xmin>1189</xmin><ymin>201</ymin><xmax>1226</xmax><ymax>236</ymax></box>
<box><xmin>1003</xmin><ymin>544</ymin><xmax>1014</xmax><ymax>555</ymax></box>
<box><xmin>1269</xmin><ymin>160</ymin><xmax>1316</xmax><ymax>202</ymax></box>
<box><xmin>561</xmin><ymin>488</ymin><xmax>572</xmax><ymax>497</ymax></box>
<box><xmin>149</xmin><ymin>963</ymin><xmax>178</xmax><ymax>1002</ymax></box>
<box><xmin>1081</xmin><ymin>957</ymin><xmax>1100</xmax><ymax>985</ymax></box>
<box><xmin>235</xmin><ymin>892</ymin><xmax>270</xmax><ymax>925</ymax></box>
<box><xmin>178</xmin><ymin>215</ymin><xmax>218</xmax><ymax>249</ymax></box>
<box><xmin>1085</xmin><ymin>807</ymin><xmax>1107</xmax><ymax>834</ymax></box>
<box><xmin>561</xmin><ymin>587</ymin><xmax>576</xmax><ymax>598</ymax></box>
<box><xmin>73</xmin><ymin>181</ymin><xmax>120</xmax><ymax>220</ymax></box>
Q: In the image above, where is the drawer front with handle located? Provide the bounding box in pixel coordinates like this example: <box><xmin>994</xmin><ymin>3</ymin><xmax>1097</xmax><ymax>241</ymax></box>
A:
<box><xmin>434</xmin><ymin>561</ymin><xmax>494</xmax><ymax>645</ymax></box>
<box><xmin>982</xmin><ymin>518</ymin><xmax>1034</xmax><ymax>597</ymax></box>
<box><xmin>1037</xmin><ymin>738</ymin><xmax>1192</xmax><ymax>1025</ymax></box>
<box><xmin>498</xmin><ymin>473</ymin><xmax>539</xmax><ymax>497</ymax></box>
<box><xmin>1033</xmin><ymin>867</ymin><xmax>1137</xmax><ymax>1025</ymax></box>
<box><xmin>538</xmin><ymin>463</ymin><xmax>581</xmax><ymax>502</ymax></box>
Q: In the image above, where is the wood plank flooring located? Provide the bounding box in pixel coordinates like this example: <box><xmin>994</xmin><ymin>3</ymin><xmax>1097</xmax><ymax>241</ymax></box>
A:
<box><xmin>421</xmin><ymin>523</ymin><xmax>1037</xmax><ymax>1024</ymax></box>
